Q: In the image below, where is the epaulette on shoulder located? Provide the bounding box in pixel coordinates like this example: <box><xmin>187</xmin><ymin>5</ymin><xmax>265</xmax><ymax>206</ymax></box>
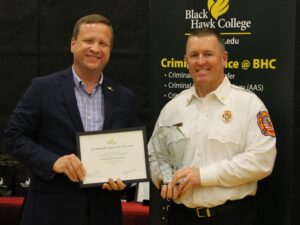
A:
<box><xmin>231</xmin><ymin>84</ymin><xmax>255</xmax><ymax>95</ymax></box>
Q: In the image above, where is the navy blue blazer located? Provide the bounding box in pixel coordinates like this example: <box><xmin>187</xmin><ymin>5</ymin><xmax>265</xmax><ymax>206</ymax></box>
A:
<box><xmin>4</xmin><ymin>67</ymin><xmax>140</xmax><ymax>225</ymax></box>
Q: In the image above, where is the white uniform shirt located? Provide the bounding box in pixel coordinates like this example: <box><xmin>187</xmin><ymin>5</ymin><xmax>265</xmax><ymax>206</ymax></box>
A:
<box><xmin>148</xmin><ymin>76</ymin><xmax>276</xmax><ymax>208</ymax></box>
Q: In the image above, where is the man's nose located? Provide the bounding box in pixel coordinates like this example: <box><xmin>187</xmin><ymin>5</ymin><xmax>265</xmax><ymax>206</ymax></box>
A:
<box><xmin>90</xmin><ymin>43</ymin><xmax>100</xmax><ymax>52</ymax></box>
<box><xmin>197</xmin><ymin>54</ymin><xmax>206</xmax><ymax>65</ymax></box>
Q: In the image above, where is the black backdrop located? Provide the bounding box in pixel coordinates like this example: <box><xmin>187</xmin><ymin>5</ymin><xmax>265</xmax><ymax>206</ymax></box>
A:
<box><xmin>0</xmin><ymin>0</ymin><xmax>150</xmax><ymax>150</ymax></box>
<box><xmin>0</xmin><ymin>1</ymin><xmax>300</xmax><ymax>225</ymax></box>
<box><xmin>293</xmin><ymin>1</ymin><xmax>300</xmax><ymax>225</ymax></box>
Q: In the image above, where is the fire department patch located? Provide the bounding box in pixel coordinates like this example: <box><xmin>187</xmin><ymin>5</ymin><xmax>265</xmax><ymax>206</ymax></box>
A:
<box><xmin>257</xmin><ymin>111</ymin><xmax>275</xmax><ymax>137</ymax></box>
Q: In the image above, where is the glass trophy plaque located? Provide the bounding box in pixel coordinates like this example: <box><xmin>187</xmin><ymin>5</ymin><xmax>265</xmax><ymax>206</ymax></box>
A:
<box><xmin>150</xmin><ymin>126</ymin><xmax>187</xmax><ymax>183</ymax></box>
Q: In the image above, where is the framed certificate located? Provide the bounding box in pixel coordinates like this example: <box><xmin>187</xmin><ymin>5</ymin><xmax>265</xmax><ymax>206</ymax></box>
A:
<box><xmin>76</xmin><ymin>127</ymin><xmax>149</xmax><ymax>187</ymax></box>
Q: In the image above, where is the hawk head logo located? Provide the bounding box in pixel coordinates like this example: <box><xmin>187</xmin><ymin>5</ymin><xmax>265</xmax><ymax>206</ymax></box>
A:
<box><xmin>208</xmin><ymin>0</ymin><xmax>230</xmax><ymax>20</ymax></box>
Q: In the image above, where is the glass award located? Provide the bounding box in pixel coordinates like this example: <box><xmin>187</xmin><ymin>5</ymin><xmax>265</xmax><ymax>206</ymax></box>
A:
<box><xmin>150</xmin><ymin>126</ymin><xmax>187</xmax><ymax>184</ymax></box>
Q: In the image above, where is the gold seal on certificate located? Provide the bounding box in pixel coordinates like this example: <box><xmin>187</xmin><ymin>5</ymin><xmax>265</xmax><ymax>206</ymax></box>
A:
<box><xmin>149</xmin><ymin>126</ymin><xmax>187</xmax><ymax>184</ymax></box>
<box><xmin>76</xmin><ymin>127</ymin><xmax>149</xmax><ymax>187</ymax></box>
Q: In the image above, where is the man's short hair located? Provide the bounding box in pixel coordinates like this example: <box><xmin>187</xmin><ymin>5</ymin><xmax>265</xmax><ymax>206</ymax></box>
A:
<box><xmin>72</xmin><ymin>14</ymin><xmax>114</xmax><ymax>46</ymax></box>
<box><xmin>187</xmin><ymin>28</ymin><xmax>225</xmax><ymax>51</ymax></box>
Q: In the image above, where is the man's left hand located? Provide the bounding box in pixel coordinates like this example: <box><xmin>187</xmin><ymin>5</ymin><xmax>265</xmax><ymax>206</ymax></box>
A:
<box><xmin>102</xmin><ymin>178</ymin><xmax>126</xmax><ymax>191</ymax></box>
<box><xmin>172</xmin><ymin>167</ymin><xmax>201</xmax><ymax>195</ymax></box>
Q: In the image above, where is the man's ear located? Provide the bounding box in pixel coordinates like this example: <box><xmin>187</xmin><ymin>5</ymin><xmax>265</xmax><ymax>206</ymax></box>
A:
<box><xmin>70</xmin><ymin>37</ymin><xmax>76</xmax><ymax>53</ymax></box>
<box><xmin>185</xmin><ymin>55</ymin><xmax>190</xmax><ymax>70</ymax></box>
<box><xmin>222</xmin><ymin>51</ymin><xmax>228</xmax><ymax>67</ymax></box>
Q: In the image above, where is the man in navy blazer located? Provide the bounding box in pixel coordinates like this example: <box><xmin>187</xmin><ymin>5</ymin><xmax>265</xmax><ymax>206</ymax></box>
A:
<box><xmin>4</xmin><ymin>14</ymin><xmax>139</xmax><ymax>225</ymax></box>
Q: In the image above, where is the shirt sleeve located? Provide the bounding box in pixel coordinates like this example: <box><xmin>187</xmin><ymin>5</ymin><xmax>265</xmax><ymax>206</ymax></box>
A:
<box><xmin>4</xmin><ymin>78</ymin><xmax>60</xmax><ymax>180</ymax></box>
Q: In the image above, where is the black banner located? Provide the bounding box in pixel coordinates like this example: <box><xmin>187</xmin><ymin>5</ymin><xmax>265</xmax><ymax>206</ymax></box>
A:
<box><xmin>149</xmin><ymin>1</ymin><xmax>295</xmax><ymax>225</ymax></box>
<box><xmin>0</xmin><ymin>0</ymin><xmax>150</xmax><ymax>153</ymax></box>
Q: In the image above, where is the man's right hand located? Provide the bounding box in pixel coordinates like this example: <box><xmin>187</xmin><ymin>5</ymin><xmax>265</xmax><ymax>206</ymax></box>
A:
<box><xmin>160</xmin><ymin>183</ymin><xmax>179</xmax><ymax>200</ymax></box>
<box><xmin>52</xmin><ymin>154</ymin><xmax>86</xmax><ymax>182</ymax></box>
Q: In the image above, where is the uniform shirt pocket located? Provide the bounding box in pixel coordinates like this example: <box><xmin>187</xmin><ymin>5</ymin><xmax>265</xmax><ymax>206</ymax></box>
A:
<box><xmin>206</xmin><ymin>126</ymin><xmax>242</xmax><ymax>160</ymax></box>
<box><xmin>208</xmin><ymin>127</ymin><xmax>241</xmax><ymax>145</ymax></box>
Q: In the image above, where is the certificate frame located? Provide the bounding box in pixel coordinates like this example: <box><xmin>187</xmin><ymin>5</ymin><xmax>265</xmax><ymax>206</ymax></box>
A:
<box><xmin>76</xmin><ymin>127</ymin><xmax>149</xmax><ymax>188</ymax></box>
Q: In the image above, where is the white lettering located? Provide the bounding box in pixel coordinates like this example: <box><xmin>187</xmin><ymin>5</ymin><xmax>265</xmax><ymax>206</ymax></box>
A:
<box><xmin>185</xmin><ymin>9</ymin><xmax>209</xmax><ymax>19</ymax></box>
<box><xmin>218</xmin><ymin>18</ymin><xmax>251</xmax><ymax>31</ymax></box>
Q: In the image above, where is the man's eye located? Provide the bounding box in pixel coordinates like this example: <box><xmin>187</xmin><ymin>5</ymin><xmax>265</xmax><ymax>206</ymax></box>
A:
<box><xmin>99</xmin><ymin>42</ymin><xmax>109</xmax><ymax>47</ymax></box>
<box><xmin>84</xmin><ymin>40</ymin><xmax>93</xmax><ymax>44</ymax></box>
<box><xmin>189</xmin><ymin>54</ymin><xmax>198</xmax><ymax>58</ymax></box>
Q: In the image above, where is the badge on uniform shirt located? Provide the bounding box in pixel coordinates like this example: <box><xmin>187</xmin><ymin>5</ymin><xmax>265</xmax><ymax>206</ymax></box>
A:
<box><xmin>222</xmin><ymin>110</ymin><xmax>232</xmax><ymax>123</ymax></box>
<box><xmin>257</xmin><ymin>111</ymin><xmax>275</xmax><ymax>137</ymax></box>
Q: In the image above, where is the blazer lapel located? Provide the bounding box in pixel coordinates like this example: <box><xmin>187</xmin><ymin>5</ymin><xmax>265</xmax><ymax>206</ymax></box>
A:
<box><xmin>102</xmin><ymin>78</ymin><xmax>115</xmax><ymax>129</ymax></box>
<box><xmin>59</xmin><ymin>68</ymin><xmax>84</xmax><ymax>132</ymax></box>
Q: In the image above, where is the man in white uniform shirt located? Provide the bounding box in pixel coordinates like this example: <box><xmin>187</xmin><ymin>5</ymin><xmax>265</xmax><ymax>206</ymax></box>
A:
<box><xmin>148</xmin><ymin>28</ymin><xmax>276</xmax><ymax>225</ymax></box>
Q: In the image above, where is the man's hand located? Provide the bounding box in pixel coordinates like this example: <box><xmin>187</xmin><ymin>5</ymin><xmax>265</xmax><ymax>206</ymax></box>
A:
<box><xmin>160</xmin><ymin>183</ymin><xmax>179</xmax><ymax>200</ymax></box>
<box><xmin>102</xmin><ymin>178</ymin><xmax>127</xmax><ymax>191</ymax></box>
<box><xmin>52</xmin><ymin>154</ymin><xmax>86</xmax><ymax>182</ymax></box>
<box><xmin>172</xmin><ymin>167</ymin><xmax>201</xmax><ymax>195</ymax></box>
